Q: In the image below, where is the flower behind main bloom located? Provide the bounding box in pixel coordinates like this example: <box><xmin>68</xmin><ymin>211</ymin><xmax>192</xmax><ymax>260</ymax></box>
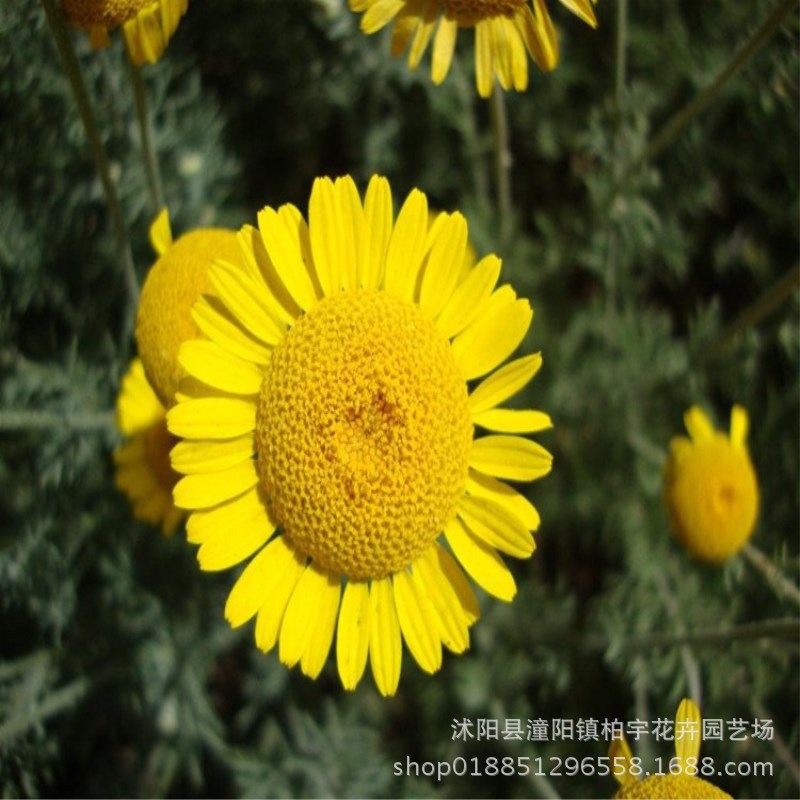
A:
<box><xmin>61</xmin><ymin>0</ymin><xmax>189</xmax><ymax>65</ymax></box>
<box><xmin>663</xmin><ymin>405</ymin><xmax>759</xmax><ymax>562</ymax></box>
<box><xmin>114</xmin><ymin>358</ymin><xmax>183</xmax><ymax>535</ymax></box>
<box><xmin>167</xmin><ymin>175</ymin><xmax>553</xmax><ymax>695</ymax></box>
<box><xmin>350</xmin><ymin>0</ymin><xmax>597</xmax><ymax>97</ymax></box>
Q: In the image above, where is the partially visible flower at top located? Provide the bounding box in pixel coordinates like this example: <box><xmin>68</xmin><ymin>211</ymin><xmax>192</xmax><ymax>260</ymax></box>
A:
<box><xmin>135</xmin><ymin>209</ymin><xmax>240</xmax><ymax>408</ymax></box>
<box><xmin>350</xmin><ymin>0</ymin><xmax>597</xmax><ymax>98</ymax></box>
<box><xmin>61</xmin><ymin>0</ymin><xmax>189</xmax><ymax>65</ymax></box>
<box><xmin>610</xmin><ymin>698</ymin><xmax>731</xmax><ymax>799</ymax></box>
<box><xmin>167</xmin><ymin>174</ymin><xmax>553</xmax><ymax>696</ymax></box>
<box><xmin>663</xmin><ymin>405</ymin><xmax>759</xmax><ymax>563</ymax></box>
<box><xmin>114</xmin><ymin>358</ymin><xmax>183</xmax><ymax>534</ymax></box>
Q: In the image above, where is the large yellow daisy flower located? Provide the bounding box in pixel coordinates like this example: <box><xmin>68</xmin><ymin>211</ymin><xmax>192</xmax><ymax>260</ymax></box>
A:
<box><xmin>350</xmin><ymin>0</ymin><xmax>598</xmax><ymax>98</ymax></box>
<box><xmin>166</xmin><ymin>175</ymin><xmax>553</xmax><ymax>695</ymax></box>
<box><xmin>61</xmin><ymin>0</ymin><xmax>188</xmax><ymax>65</ymax></box>
<box><xmin>114</xmin><ymin>358</ymin><xmax>183</xmax><ymax>535</ymax></box>
<box><xmin>663</xmin><ymin>405</ymin><xmax>759</xmax><ymax>563</ymax></box>
<box><xmin>611</xmin><ymin>698</ymin><xmax>731</xmax><ymax>799</ymax></box>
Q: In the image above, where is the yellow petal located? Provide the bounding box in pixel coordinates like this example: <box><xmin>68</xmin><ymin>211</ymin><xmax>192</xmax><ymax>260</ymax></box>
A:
<box><xmin>419</xmin><ymin>212</ymin><xmax>468</xmax><ymax>320</ymax></box>
<box><xmin>730</xmin><ymin>405</ymin><xmax>749</xmax><ymax>449</ymax></box>
<box><xmin>531</xmin><ymin>0</ymin><xmax>559</xmax><ymax>71</ymax></box>
<box><xmin>167</xmin><ymin>397</ymin><xmax>257</xmax><ymax>439</ymax></box>
<box><xmin>558</xmin><ymin>0</ymin><xmax>597</xmax><ymax>27</ymax></box>
<box><xmin>174</xmin><ymin>459</ymin><xmax>259</xmax><ymax>511</ymax></box>
<box><xmin>505</xmin><ymin>16</ymin><xmax>528</xmax><ymax>91</ymax></box>
<box><xmin>609</xmin><ymin>737</ymin><xmax>635</xmax><ymax>787</ymax></box>
<box><xmin>675</xmin><ymin>698</ymin><xmax>702</xmax><ymax>766</ymax></box>
<box><xmin>427</xmin><ymin>544</ymin><xmax>480</xmax><ymax>625</ymax></box>
<box><xmin>383</xmin><ymin>188</ymin><xmax>429</xmax><ymax>302</ymax></box>
<box><xmin>472</xmin><ymin>408</ymin><xmax>552</xmax><ymax>434</ymax></box>
<box><xmin>368</xmin><ymin>577</ymin><xmax>402</xmax><ymax>697</ymax></box>
<box><xmin>414</xmin><ymin>549</ymin><xmax>470</xmax><ymax>653</ymax></box>
<box><xmin>361</xmin><ymin>175</ymin><xmax>393</xmax><ymax>289</ymax></box>
<box><xmin>393</xmin><ymin>569</ymin><xmax>442</xmax><ymax>674</ymax></box>
<box><xmin>254</xmin><ymin>539</ymin><xmax>307</xmax><ymax>653</ymax></box>
<box><xmin>185</xmin><ymin>486</ymin><xmax>264</xmax><ymax>544</ymax></box>
<box><xmin>451</xmin><ymin>292</ymin><xmax>532</xmax><ymax>381</ymax></box>
<box><xmin>361</xmin><ymin>0</ymin><xmax>404</xmax><ymax>33</ymax></box>
<box><xmin>191</xmin><ymin>296</ymin><xmax>272</xmax><ymax>365</ymax></box>
<box><xmin>208</xmin><ymin>260</ymin><xmax>285</xmax><ymax>345</ymax></box>
<box><xmin>336</xmin><ymin>581</ymin><xmax>371</xmax><ymax>691</ymax></box>
<box><xmin>407</xmin><ymin>0</ymin><xmax>437</xmax><ymax>70</ymax></box>
<box><xmin>684</xmin><ymin>406</ymin><xmax>715</xmax><ymax>443</ymax></box>
<box><xmin>435</xmin><ymin>254</ymin><xmax>502</xmax><ymax>339</ymax></box>
<box><xmin>466</xmin><ymin>470</ymin><xmax>540</xmax><ymax>531</ymax></box>
<box><xmin>390</xmin><ymin>0</ymin><xmax>422</xmax><ymax>57</ymax></box>
<box><xmin>225</xmin><ymin>539</ymin><xmax>281</xmax><ymax>628</ymax></box>
<box><xmin>470</xmin><ymin>434</ymin><xmax>553</xmax><ymax>482</ymax></box>
<box><xmin>475</xmin><ymin>20</ymin><xmax>494</xmax><ymax>98</ymax></box>
<box><xmin>258</xmin><ymin>206</ymin><xmax>319</xmax><ymax>312</ymax></box>
<box><xmin>335</xmin><ymin>176</ymin><xmax>365</xmax><ymax>291</ymax></box>
<box><xmin>431</xmin><ymin>14</ymin><xmax>458</xmax><ymax>84</ymax></box>
<box><xmin>170</xmin><ymin>435</ymin><xmax>253</xmax><ymax>475</ymax></box>
<box><xmin>491</xmin><ymin>16</ymin><xmax>513</xmax><ymax>90</ymax></box>
<box><xmin>237</xmin><ymin>225</ymin><xmax>298</xmax><ymax>325</ymax></box>
<box><xmin>308</xmin><ymin>177</ymin><xmax>343</xmax><ymax>295</ymax></box>
<box><xmin>445</xmin><ymin>518</ymin><xmax>517</xmax><ymax>601</ymax></box>
<box><xmin>300</xmin><ymin>571</ymin><xmax>342</xmax><ymax>679</ymax></box>
<box><xmin>457</xmin><ymin>494</ymin><xmax>534</xmax><ymax>558</ymax></box>
<box><xmin>149</xmin><ymin>208</ymin><xmax>172</xmax><ymax>256</ymax></box>
<box><xmin>178</xmin><ymin>340</ymin><xmax>264</xmax><ymax>396</ymax></box>
<box><xmin>469</xmin><ymin>353</ymin><xmax>543</xmax><ymax>413</ymax></box>
<box><xmin>196</xmin><ymin>493</ymin><xmax>276</xmax><ymax>571</ymax></box>
<box><xmin>280</xmin><ymin>564</ymin><xmax>341</xmax><ymax>675</ymax></box>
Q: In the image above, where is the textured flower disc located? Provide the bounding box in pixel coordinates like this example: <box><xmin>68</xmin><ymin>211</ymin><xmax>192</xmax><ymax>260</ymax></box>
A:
<box><xmin>663</xmin><ymin>406</ymin><xmax>759</xmax><ymax>562</ymax></box>
<box><xmin>135</xmin><ymin>227</ymin><xmax>239</xmax><ymax>408</ymax></box>
<box><xmin>257</xmin><ymin>289</ymin><xmax>473</xmax><ymax>579</ymax></box>
<box><xmin>167</xmin><ymin>175</ymin><xmax>554</xmax><ymax>696</ymax></box>
<box><xmin>350</xmin><ymin>0</ymin><xmax>597</xmax><ymax>97</ymax></box>
<box><xmin>61</xmin><ymin>0</ymin><xmax>189</xmax><ymax>65</ymax></box>
<box><xmin>114</xmin><ymin>359</ymin><xmax>183</xmax><ymax>535</ymax></box>
<box><xmin>615</xmin><ymin>774</ymin><xmax>731</xmax><ymax>799</ymax></box>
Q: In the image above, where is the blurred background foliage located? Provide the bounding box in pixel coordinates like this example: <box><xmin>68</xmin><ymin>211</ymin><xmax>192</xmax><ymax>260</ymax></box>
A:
<box><xmin>1</xmin><ymin>0</ymin><xmax>798</xmax><ymax>797</ymax></box>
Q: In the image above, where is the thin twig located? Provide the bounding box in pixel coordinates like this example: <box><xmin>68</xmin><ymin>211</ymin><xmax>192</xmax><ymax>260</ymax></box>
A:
<box><xmin>126</xmin><ymin>50</ymin><xmax>165</xmax><ymax>215</ymax></box>
<box><xmin>619</xmin><ymin>0</ymin><xmax>798</xmax><ymax>185</ymax></box>
<box><xmin>39</xmin><ymin>0</ymin><xmax>140</xmax><ymax>323</ymax></box>
<box><xmin>750</xmin><ymin>695</ymin><xmax>800</xmax><ymax>790</ymax></box>
<box><xmin>741</xmin><ymin>542</ymin><xmax>800</xmax><ymax>607</ymax></box>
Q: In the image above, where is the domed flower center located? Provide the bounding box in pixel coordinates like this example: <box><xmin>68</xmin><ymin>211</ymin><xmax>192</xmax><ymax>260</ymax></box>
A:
<box><xmin>441</xmin><ymin>0</ymin><xmax>526</xmax><ymax>19</ymax></box>
<box><xmin>143</xmin><ymin>421</ymin><xmax>180</xmax><ymax>493</ymax></box>
<box><xmin>255</xmin><ymin>290</ymin><xmax>473</xmax><ymax>580</ymax></box>
<box><xmin>615</xmin><ymin>773</ymin><xmax>731</xmax><ymax>799</ymax></box>
<box><xmin>62</xmin><ymin>0</ymin><xmax>153</xmax><ymax>28</ymax></box>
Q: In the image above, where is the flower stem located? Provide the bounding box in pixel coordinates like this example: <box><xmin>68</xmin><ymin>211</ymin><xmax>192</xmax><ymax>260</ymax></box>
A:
<box><xmin>40</xmin><ymin>0</ymin><xmax>140</xmax><ymax>319</ymax></box>
<box><xmin>742</xmin><ymin>542</ymin><xmax>800</xmax><ymax>607</ymax></box>
<box><xmin>620</xmin><ymin>0</ymin><xmax>797</xmax><ymax>184</ymax></box>
<box><xmin>614</xmin><ymin>0</ymin><xmax>628</xmax><ymax>113</ymax></box>
<box><xmin>126</xmin><ymin>49</ymin><xmax>165</xmax><ymax>216</ymax></box>
<box><xmin>489</xmin><ymin>82</ymin><xmax>513</xmax><ymax>248</ymax></box>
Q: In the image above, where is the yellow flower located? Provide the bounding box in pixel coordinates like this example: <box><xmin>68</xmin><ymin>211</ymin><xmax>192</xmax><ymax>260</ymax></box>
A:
<box><xmin>114</xmin><ymin>358</ymin><xmax>183</xmax><ymax>534</ymax></box>
<box><xmin>663</xmin><ymin>405</ymin><xmax>759</xmax><ymax>563</ymax></box>
<box><xmin>61</xmin><ymin>0</ymin><xmax>189</xmax><ymax>65</ymax></box>
<box><xmin>167</xmin><ymin>175</ymin><xmax>553</xmax><ymax>695</ymax></box>
<box><xmin>350</xmin><ymin>0</ymin><xmax>597</xmax><ymax>98</ymax></box>
<box><xmin>611</xmin><ymin>698</ymin><xmax>731</xmax><ymax>799</ymax></box>
<box><xmin>135</xmin><ymin>210</ymin><xmax>240</xmax><ymax>409</ymax></box>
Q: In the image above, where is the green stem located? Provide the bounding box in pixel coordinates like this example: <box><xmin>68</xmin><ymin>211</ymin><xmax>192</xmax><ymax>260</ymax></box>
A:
<box><xmin>489</xmin><ymin>82</ymin><xmax>513</xmax><ymax>248</ymax></box>
<box><xmin>40</xmin><ymin>0</ymin><xmax>140</xmax><ymax>318</ymax></box>
<box><xmin>699</xmin><ymin>264</ymin><xmax>800</xmax><ymax>362</ymax></box>
<box><xmin>621</xmin><ymin>0</ymin><xmax>798</xmax><ymax>184</ymax></box>
<box><xmin>126</xmin><ymin>49</ymin><xmax>165</xmax><ymax>215</ymax></box>
<box><xmin>750</xmin><ymin>696</ymin><xmax>800</xmax><ymax>789</ymax></box>
<box><xmin>742</xmin><ymin>542</ymin><xmax>800</xmax><ymax>607</ymax></box>
<box><xmin>0</xmin><ymin>410</ymin><xmax>116</xmax><ymax>433</ymax></box>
